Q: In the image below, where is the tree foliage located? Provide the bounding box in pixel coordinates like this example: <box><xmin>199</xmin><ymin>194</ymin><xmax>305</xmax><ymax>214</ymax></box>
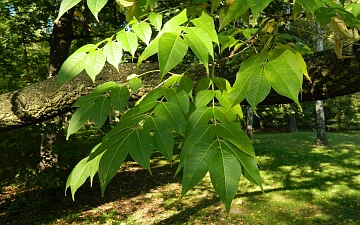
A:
<box><xmin>57</xmin><ymin>0</ymin><xmax>360</xmax><ymax>211</ymax></box>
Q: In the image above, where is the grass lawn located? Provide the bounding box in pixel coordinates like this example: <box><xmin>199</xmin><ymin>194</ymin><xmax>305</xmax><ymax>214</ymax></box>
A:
<box><xmin>1</xmin><ymin>131</ymin><xmax>360</xmax><ymax>224</ymax></box>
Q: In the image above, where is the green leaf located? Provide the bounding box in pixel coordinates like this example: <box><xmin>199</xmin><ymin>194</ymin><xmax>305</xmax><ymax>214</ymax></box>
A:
<box><xmin>275</xmin><ymin>43</ymin><xmax>310</xmax><ymax>82</ymax></box>
<box><xmin>85</xmin><ymin>50</ymin><xmax>107</xmax><ymax>82</ymax></box>
<box><xmin>219</xmin><ymin>0</ymin><xmax>249</xmax><ymax>30</ymax></box>
<box><xmin>89</xmin><ymin>129</ymin><xmax>133</xmax><ymax>161</ymax></box>
<box><xmin>221</xmin><ymin>140</ymin><xmax>262</xmax><ymax>189</ymax></box>
<box><xmin>247</xmin><ymin>0</ymin><xmax>272</xmax><ymax>20</ymax></box>
<box><xmin>314</xmin><ymin>7</ymin><xmax>337</xmax><ymax>27</ymax></box>
<box><xmin>179</xmin><ymin>76</ymin><xmax>194</xmax><ymax>96</ymax></box>
<box><xmin>73</xmin><ymin>93</ymin><xmax>104</xmax><ymax>107</ymax></box>
<box><xmin>191</xmin><ymin>11</ymin><xmax>219</xmax><ymax>44</ymax></box>
<box><xmin>264</xmin><ymin>50</ymin><xmax>302</xmax><ymax>105</ymax></box>
<box><xmin>104</xmin><ymin>41</ymin><xmax>123</xmax><ymax>70</ymax></box>
<box><xmin>149</xmin><ymin>12</ymin><xmax>162</xmax><ymax>31</ymax></box>
<box><xmin>246</xmin><ymin>66</ymin><xmax>271</xmax><ymax>109</ymax></box>
<box><xmin>214</xmin><ymin>90</ymin><xmax>231</xmax><ymax>108</ymax></box>
<box><xmin>228</xmin><ymin>86</ymin><xmax>246</xmax><ymax>107</ymax></box>
<box><xmin>233</xmin><ymin>52</ymin><xmax>267</xmax><ymax>88</ymax></box>
<box><xmin>99</xmin><ymin>133</ymin><xmax>131</xmax><ymax>196</ymax></box>
<box><xmin>110</xmin><ymin>86</ymin><xmax>130</xmax><ymax>112</ymax></box>
<box><xmin>213</xmin><ymin>107</ymin><xmax>237</xmax><ymax>123</ymax></box>
<box><xmin>210</xmin><ymin>146</ymin><xmax>241</xmax><ymax>212</ymax></box>
<box><xmin>144</xmin><ymin>117</ymin><xmax>174</xmax><ymax>162</ymax></box>
<box><xmin>212</xmin><ymin>77</ymin><xmax>231</xmax><ymax>91</ymax></box>
<box><xmin>132</xmin><ymin>22</ymin><xmax>152</xmax><ymax>45</ymax></box>
<box><xmin>137</xmin><ymin>87</ymin><xmax>167</xmax><ymax>106</ymax></box>
<box><xmin>184</xmin><ymin>27</ymin><xmax>213</xmax><ymax>73</ymax></box>
<box><xmin>104</xmin><ymin>115</ymin><xmax>144</xmax><ymax>141</ymax></box>
<box><xmin>67</xmin><ymin>102</ymin><xmax>95</xmax><ymax>140</ymax></box>
<box><xmin>87</xmin><ymin>0</ymin><xmax>108</xmax><ymax>21</ymax></box>
<box><xmin>161</xmin><ymin>9</ymin><xmax>188</xmax><ymax>33</ymax></box>
<box><xmin>74</xmin><ymin>44</ymin><xmax>98</xmax><ymax>53</ymax></box>
<box><xmin>347</xmin><ymin>3</ymin><xmax>360</xmax><ymax>18</ymax></box>
<box><xmin>195</xmin><ymin>78</ymin><xmax>212</xmax><ymax>93</ymax></box>
<box><xmin>128</xmin><ymin>77</ymin><xmax>142</xmax><ymax>92</ymax></box>
<box><xmin>137</xmin><ymin>37</ymin><xmax>159</xmax><ymax>65</ymax></box>
<box><xmin>66</xmin><ymin>156</ymin><xmax>91</xmax><ymax>200</ymax></box>
<box><xmin>231</xmin><ymin>104</ymin><xmax>244</xmax><ymax>121</ymax></box>
<box><xmin>176</xmin><ymin>124</ymin><xmax>216</xmax><ymax>175</ymax></box>
<box><xmin>92</xmin><ymin>97</ymin><xmax>111</xmax><ymax>128</ymax></box>
<box><xmin>185</xmin><ymin>107</ymin><xmax>213</xmax><ymax>135</ymax></box>
<box><xmin>296</xmin><ymin>0</ymin><xmax>319</xmax><ymax>14</ymax></box>
<box><xmin>216</xmin><ymin>122</ymin><xmax>255</xmax><ymax>158</ymax></box>
<box><xmin>158</xmin><ymin>32</ymin><xmax>188</xmax><ymax>79</ymax></box>
<box><xmin>58</xmin><ymin>52</ymin><xmax>87</xmax><ymax>87</ymax></box>
<box><xmin>129</xmin><ymin>128</ymin><xmax>154</xmax><ymax>173</ymax></box>
<box><xmin>92</xmin><ymin>82</ymin><xmax>120</xmax><ymax>94</ymax></box>
<box><xmin>56</xmin><ymin>0</ymin><xmax>82</xmax><ymax>21</ymax></box>
<box><xmin>121</xmin><ymin>101</ymin><xmax>158</xmax><ymax>121</ymax></box>
<box><xmin>165</xmin><ymin>89</ymin><xmax>190</xmax><ymax>116</ymax></box>
<box><xmin>125</xmin><ymin>0</ymin><xmax>149</xmax><ymax>21</ymax></box>
<box><xmin>87</xmin><ymin>143</ymin><xmax>104</xmax><ymax>186</ymax></box>
<box><xmin>116</xmin><ymin>31</ymin><xmax>138</xmax><ymax>57</ymax></box>
<box><xmin>231</xmin><ymin>52</ymin><xmax>268</xmax><ymax>107</ymax></box>
<box><xmin>154</xmin><ymin>102</ymin><xmax>186</xmax><ymax>136</ymax></box>
<box><xmin>164</xmin><ymin>75</ymin><xmax>182</xmax><ymax>87</ymax></box>
<box><xmin>195</xmin><ymin>90</ymin><xmax>215</xmax><ymax>107</ymax></box>
<box><xmin>181</xmin><ymin>140</ymin><xmax>218</xmax><ymax>197</ymax></box>
<box><xmin>211</xmin><ymin>0</ymin><xmax>222</xmax><ymax>13</ymax></box>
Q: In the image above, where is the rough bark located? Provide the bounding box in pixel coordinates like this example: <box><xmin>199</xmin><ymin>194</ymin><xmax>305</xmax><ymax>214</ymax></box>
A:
<box><xmin>40</xmin><ymin>9</ymin><xmax>74</xmax><ymax>170</ymax></box>
<box><xmin>48</xmin><ymin>10</ymin><xmax>74</xmax><ymax>78</ymax></box>
<box><xmin>315</xmin><ymin>22</ymin><xmax>328</xmax><ymax>146</ymax></box>
<box><xmin>287</xmin><ymin>115</ymin><xmax>298</xmax><ymax>132</ymax></box>
<box><xmin>246</xmin><ymin>106</ymin><xmax>254</xmax><ymax>141</ymax></box>
<box><xmin>1</xmin><ymin>45</ymin><xmax>360</xmax><ymax>132</ymax></box>
<box><xmin>316</xmin><ymin>100</ymin><xmax>328</xmax><ymax>146</ymax></box>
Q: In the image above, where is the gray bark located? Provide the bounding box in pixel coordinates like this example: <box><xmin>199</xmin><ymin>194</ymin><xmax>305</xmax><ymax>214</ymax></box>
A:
<box><xmin>315</xmin><ymin>22</ymin><xmax>328</xmax><ymax>146</ymax></box>
<box><xmin>246</xmin><ymin>106</ymin><xmax>254</xmax><ymax>141</ymax></box>
<box><xmin>316</xmin><ymin>100</ymin><xmax>328</xmax><ymax>146</ymax></box>
<box><xmin>1</xmin><ymin>44</ymin><xmax>360</xmax><ymax>131</ymax></box>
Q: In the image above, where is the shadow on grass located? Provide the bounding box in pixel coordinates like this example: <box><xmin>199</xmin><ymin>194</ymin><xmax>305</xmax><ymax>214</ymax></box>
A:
<box><xmin>1</xmin><ymin>131</ymin><xmax>360</xmax><ymax>225</ymax></box>
<box><xmin>239</xmin><ymin>131</ymin><xmax>360</xmax><ymax>224</ymax></box>
<box><xmin>0</xmin><ymin>157</ymin><xmax>181</xmax><ymax>225</ymax></box>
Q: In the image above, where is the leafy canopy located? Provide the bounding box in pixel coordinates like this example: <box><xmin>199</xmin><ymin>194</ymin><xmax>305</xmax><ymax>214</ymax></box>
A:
<box><xmin>57</xmin><ymin>0</ymin><xmax>360</xmax><ymax>212</ymax></box>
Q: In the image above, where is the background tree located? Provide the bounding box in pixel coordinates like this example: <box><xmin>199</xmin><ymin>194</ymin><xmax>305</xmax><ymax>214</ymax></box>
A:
<box><xmin>2</xmin><ymin>0</ymin><xmax>360</xmax><ymax>212</ymax></box>
<box><xmin>315</xmin><ymin>21</ymin><xmax>328</xmax><ymax>146</ymax></box>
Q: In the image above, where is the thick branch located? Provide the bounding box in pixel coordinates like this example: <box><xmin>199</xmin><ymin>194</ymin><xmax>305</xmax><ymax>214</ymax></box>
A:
<box><xmin>1</xmin><ymin>47</ymin><xmax>360</xmax><ymax>132</ymax></box>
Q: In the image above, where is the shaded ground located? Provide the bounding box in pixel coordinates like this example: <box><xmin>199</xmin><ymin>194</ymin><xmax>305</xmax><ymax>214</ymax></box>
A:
<box><xmin>1</xmin><ymin>131</ymin><xmax>360</xmax><ymax>225</ymax></box>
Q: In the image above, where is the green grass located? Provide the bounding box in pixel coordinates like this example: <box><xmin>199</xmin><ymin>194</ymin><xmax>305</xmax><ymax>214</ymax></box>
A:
<box><xmin>1</xmin><ymin>131</ymin><xmax>360</xmax><ymax>224</ymax></box>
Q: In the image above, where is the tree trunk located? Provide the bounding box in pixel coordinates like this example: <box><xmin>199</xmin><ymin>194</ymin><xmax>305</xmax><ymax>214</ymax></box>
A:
<box><xmin>316</xmin><ymin>100</ymin><xmax>328</xmax><ymax>146</ymax></box>
<box><xmin>2</xmin><ymin>43</ymin><xmax>360</xmax><ymax>131</ymax></box>
<box><xmin>40</xmin><ymin>9</ymin><xmax>74</xmax><ymax>170</ymax></box>
<box><xmin>287</xmin><ymin>115</ymin><xmax>298</xmax><ymax>132</ymax></box>
<box><xmin>315</xmin><ymin>22</ymin><xmax>328</xmax><ymax>146</ymax></box>
<box><xmin>246</xmin><ymin>106</ymin><xmax>254</xmax><ymax>141</ymax></box>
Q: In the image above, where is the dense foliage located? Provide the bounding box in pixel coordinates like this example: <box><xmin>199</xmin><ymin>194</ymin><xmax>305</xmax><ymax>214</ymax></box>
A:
<box><xmin>54</xmin><ymin>0</ymin><xmax>360</xmax><ymax>211</ymax></box>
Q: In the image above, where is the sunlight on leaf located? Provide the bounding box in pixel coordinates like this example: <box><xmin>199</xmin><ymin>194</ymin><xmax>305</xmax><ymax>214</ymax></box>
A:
<box><xmin>158</xmin><ymin>32</ymin><xmax>188</xmax><ymax>79</ymax></box>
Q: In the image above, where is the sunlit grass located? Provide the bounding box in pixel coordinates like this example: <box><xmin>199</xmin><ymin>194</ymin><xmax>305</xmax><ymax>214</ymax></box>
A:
<box><xmin>2</xmin><ymin>132</ymin><xmax>360</xmax><ymax>224</ymax></box>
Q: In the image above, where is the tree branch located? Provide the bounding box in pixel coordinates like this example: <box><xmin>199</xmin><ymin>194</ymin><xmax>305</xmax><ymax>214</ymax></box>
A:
<box><xmin>1</xmin><ymin>46</ymin><xmax>360</xmax><ymax>132</ymax></box>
